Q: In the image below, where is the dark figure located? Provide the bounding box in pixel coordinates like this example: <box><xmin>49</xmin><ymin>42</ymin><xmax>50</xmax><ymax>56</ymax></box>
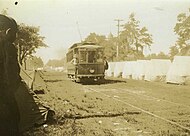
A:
<box><xmin>0</xmin><ymin>14</ymin><xmax>21</xmax><ymax>135</ymax></box>
<box><xmin>103</xmin><ymin>56</ymin><xmax>108</xmax><ymax>70</ymax></box>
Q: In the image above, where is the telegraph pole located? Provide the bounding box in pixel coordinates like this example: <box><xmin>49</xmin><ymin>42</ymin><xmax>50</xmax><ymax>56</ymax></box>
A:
<box><xmin>114</xmin><ymin>19</ymin><xmax>123</xmax><ymax>59</ymax></box>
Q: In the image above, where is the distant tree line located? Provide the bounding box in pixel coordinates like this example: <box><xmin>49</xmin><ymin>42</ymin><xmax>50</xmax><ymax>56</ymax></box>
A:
<box><xmin>46</xmin><ymin>58</ymin><xmax>66</xmax><ymax>67</ymax></box>
<box><xmin>84</xmin><ymin>10</ymin><xmax>190</xmax><ymax>61</ymax></box>
<box><xmin>25</xmin><ymin>56</ymin><xmax>44</xmax><ymax>70</ymax></box>
<box><xmin>84</xmin><ymin>13</ymin><xmax>154</xmax><ymax>61</ymax></box>
<box><xmin>145</xmin><ymin>52</ymin><xmax>169</xmax><ymax>60</ymax></box>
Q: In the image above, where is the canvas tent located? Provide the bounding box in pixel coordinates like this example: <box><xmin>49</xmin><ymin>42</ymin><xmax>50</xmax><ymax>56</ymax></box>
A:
<box><xmin>132</xmin><ymin>60</ymin><xmax>148</xmax><ymax>80</ymax></box>
<box><xmin>105</xmin><ymin>62</ymin><xmax>116</xmax><ymax>77</ymax></box>
<box><xmin>20</xmin><ymin>69</ymin><xmax>35</xmax><ymax>89</ymax></box>
<box><xmin>114</xmin><ymin>61</ymin><xmax>126</xmax><ymax>77</ymax></box>
<box><xmin>32</xmin><ymin>70</ymin><xmax>48</xmax><ymax>93</ymax></box>
<box><xmin>145</xmin><ymin>59</ymin><xmax>171</xmax><ymax>81</ymax></box>
<box><xmin>20</xmin><ymin>69</ymin><xmax>47</xmax><ymax>93</ymax></box>
<box><xmin>122</xmin><ymin>61</ymin><xmax>136</xmax><ymax>79</ymax></box>
<box><xmin>18</xmin><ymin>69</ymin><xmax>54</xmax><ymax>132</ymax></box>
<box><xmin>166</xmin><ymin>56</ymin><xmax>190</xmax><ymax>84</ymax></box>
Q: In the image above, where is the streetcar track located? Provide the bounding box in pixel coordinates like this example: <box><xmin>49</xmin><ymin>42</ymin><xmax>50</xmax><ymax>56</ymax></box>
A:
<box><xmin>118</xmin><ymin>88</ymin><xmax>190</xmax><ymax>109</ymax></box>
<box><xmin>88</xmin><ymin>87</ymin><xmax>190</xmax><ymax>109</ymax></box>
<box><xmin>84</xmin><ymin>86</ymin><xmax>190</xmax><ymax>132</ymax></box>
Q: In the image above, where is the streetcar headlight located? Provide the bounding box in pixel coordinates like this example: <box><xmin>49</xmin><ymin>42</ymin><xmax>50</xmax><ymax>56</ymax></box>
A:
<box><xmin>89</xmin><ymin>69</ymin><xmax>95</xmax><ymax>73</ymax></box>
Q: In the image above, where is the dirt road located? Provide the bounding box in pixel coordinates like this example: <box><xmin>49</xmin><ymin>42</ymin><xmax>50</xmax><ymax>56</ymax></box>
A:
<box><xmin>24</xmin><ymin>71</ymin><xmax>190</xmax><ymax>136</ymax></box>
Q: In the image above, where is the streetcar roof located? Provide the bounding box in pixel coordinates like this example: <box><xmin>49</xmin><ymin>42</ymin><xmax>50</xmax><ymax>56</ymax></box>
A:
<box><xmin>69</xmin><ymin>42</ymin><xmax>103</xmax><ymax>50</ymax></box>
<box><xmin>78</xmin><ymin>45</ymin><xmax>103</xmax><ymax>49</ymax></box>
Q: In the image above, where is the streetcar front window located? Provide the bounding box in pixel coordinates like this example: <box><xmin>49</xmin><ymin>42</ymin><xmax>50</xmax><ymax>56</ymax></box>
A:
<box><xmin>79</xmin><ymin>51</ymin><xmax>87</xmax><ymax>63</ymax></box>
<box><xmin>88</xmin><ymin>51</ymin><xmax>103</xmax><ymax>63</ymax></box>
<box><xmin>79</xmin><ymin>49</ymin><xmax>103</xmax><ymax>63</ymax></box>
<box><xmin>88</xmin><ymin>51</ymin><xmax>96</xmax><ymax>63</ymax></box>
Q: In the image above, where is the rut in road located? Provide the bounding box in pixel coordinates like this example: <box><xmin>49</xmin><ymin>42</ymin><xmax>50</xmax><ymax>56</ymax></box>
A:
<box><xmin>64</xmin><ymin>111</ymin><xmax>141</xmax><ymax>120</ymax></box>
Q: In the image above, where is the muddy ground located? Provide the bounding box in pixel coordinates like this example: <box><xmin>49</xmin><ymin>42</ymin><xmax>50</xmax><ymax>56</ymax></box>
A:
<box><xmin>24</xmin><ymin>71</ymin><xmax>190</xmax><ymax>136</ymax></box>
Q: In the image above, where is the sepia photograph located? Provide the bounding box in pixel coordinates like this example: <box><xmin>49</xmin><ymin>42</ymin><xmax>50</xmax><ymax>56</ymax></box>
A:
<box><xmin>0</xmin><ymin>0</ymin><xmax>190</xmax><ymax>135</ymax></box>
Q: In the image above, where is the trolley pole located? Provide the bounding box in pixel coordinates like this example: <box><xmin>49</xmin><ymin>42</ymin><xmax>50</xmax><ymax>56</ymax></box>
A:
<box><xmin>114</xmin><ymin>19</ymin><xmax>123</xmax><ymax>59</ymax></box>
<box><xmin>76</xmin><ymin>21</ymin><xmax>83</xmax><ymax>42</ymax></box>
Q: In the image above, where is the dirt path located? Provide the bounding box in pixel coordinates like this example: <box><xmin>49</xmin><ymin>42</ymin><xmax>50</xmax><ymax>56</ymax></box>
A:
<box><xmin>24</xmin><ymin>71</ymin><xmax>190</xmax><ymax>136</ymax></box>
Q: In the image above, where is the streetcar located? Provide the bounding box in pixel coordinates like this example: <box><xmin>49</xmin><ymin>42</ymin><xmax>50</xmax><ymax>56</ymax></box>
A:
<box><xmin>66</xmin><ymin>42</ymin><xmax>108</xmax><ymax>82</ymax></box>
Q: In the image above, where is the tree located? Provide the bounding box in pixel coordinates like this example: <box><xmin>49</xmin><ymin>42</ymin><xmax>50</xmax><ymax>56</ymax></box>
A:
<box><xmin>103</xmin><ymin>33</ymin><xmax>117</xmax><ymax>61</ymax></box>
<box><xmin>169</xmin><ymin>8</ymin><xmax>190</xmax><ymax>57</ymax></box>
<box><xmin>25</xmin><ymin>56</ymin><xmax>44</xmax><ymax>70</ymax></box>
<box><xmin>157</xmin><ymin>52</ymin><xmax>170</xmax><ymax>59</ymax></box>
<box><xmin>145</xmin><ymin>52</ymin><xmax>169</xmax><ymax>59</ymax></box>
<box><xmin>15</xmin><ymin>23</ymin><xmax>47</xmax><ymax>65</ymax></box>
<box><xmin>169</xmin><ymin>45</ymin><xmax>179</xmax><ymax>59</ymax></box>
<box><xmin>46</xmin><ymin>59</ymin><xmax>65</xmax><ymax>67</ymax></box>
<box><xmin>84</xmin><ymin>32</ymin><xmax>118</xmax><ymax>61</ymax></box>
<box><xmin>139</xmin><ymin>27</ymin><xmax>153</xmax><ymax>53</ymax></box>
<box><xmin>32</xmin><ymin>56</ymin><xmax>44</xmax><ymax>68</ymax></box>
<box><xmin>145</xmin><ymin>53</ymin><xmax>157</xmax><ymax>59</ymax></box>
<box><xmin>174</xmin><ymin>9</ymin><xmax>190</xmax><ymax>50</ymax></box>
<box><xmin>120</xmin><ymin>13</ymin><xmax>140</xmax><ymax>53</ymax></box>
<box><xmin>120</xmin><ymin>13</ymin><xmax>153</xmax><ymax>60</ymax></box>
<box><xmin>84</xmin><ymin>32</ymin><xmax>106</xmax><ymax>44</ymax></box>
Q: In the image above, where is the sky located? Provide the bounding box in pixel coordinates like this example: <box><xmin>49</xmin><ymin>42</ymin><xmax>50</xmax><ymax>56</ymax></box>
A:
<box><xmin>0</xmin><ymin>0</ymin><xmax>190</xmax><ymax>63</ymax></box>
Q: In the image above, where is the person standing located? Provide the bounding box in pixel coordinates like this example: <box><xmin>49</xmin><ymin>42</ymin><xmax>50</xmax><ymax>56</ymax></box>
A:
<box><xmin>103</xmin><ymin>56</ymin><xmax>108</xmax><ymax>70</ymax></box>
<box><xmin>0</xmin><ymin>14</ymin><xmax>21</xmax><ymax>135</ymax></box>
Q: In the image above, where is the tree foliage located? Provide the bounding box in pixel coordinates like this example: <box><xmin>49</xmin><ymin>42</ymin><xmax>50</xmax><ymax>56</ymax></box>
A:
<box><xmin>103</xmin><ymin>33</ymin><xmax>117</xmax><ymax>61</ymax></box>
<box><xmin>174</xmin><ymin>10</ymin><xmax>190</xmax><ymax>49</ymax></box>
<box><xmin>120</xmin><ymin>13</ymin><xmax>153</xmax><ymax>60</ymax></box>
<box><xmin>46</xmin><ymin>58</ymin><xmax>65</xmax><ymax>67</ymax></box>
<box><xmin>84</xmin><ymin>32</ymin><xmax>106</xmax><ymax>44</ymax></box>
<box><xmin>120</xmin><ymin>13</ymin><xmax>140</xmax><ymax>52</ymax></box>
<box><xmin>83</xmin><ymin>13</ymin><xmax>153</xmax><ymax>61</ymax></box>
<box><xmin>84</xmin><ymin>32</ymin><xmax>117</xmax><ymax>61</ymax></box>
<box><xmin>170</xmin><ymin>8</ymin><xmax>190</xmax><ymax>58</ymax></box>
<box><xmin>169</xmin><ymin>45</ymin><xmax>179</xmax><ymax>59</ymax></box>
<box><xmin>25</xmin><ymin>56</ymin><xmax>44</xmax><ymax>70</ymax></box>
<box><xmin>15</xmin><ymin>23</ymin><xmax>47</xmax><ymax>65</ymax></box>
<box><xmin>145</xmin><ymin>52</ymin><xmax>169</xmax><ymax>60</ymax></box>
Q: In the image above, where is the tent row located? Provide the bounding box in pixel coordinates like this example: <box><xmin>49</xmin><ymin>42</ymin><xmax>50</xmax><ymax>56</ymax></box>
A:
<box><xmin>105</xmin><ymin>56</ymin><xmax>190</xmax><ymax>85</ymax></box>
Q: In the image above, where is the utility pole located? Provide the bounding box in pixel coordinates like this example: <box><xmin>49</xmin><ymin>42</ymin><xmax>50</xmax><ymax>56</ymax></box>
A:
<box><xmin>114</xmin><ymin>19</ymin><xmax>123</xmax><ymax>59</ymax></box>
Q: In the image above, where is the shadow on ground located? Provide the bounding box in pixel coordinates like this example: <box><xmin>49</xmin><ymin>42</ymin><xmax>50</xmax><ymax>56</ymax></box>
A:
<box><xmin>80</xmin><ymin>78</ymin><xmax>127</xmax><ymax>85</ymax></box>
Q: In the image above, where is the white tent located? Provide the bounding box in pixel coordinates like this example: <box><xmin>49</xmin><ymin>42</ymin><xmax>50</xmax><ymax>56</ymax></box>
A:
<box><xmin>20</xmin><ymin>69</ymin><xmax>35</xmax><ymax>88</ymax></box>
<box><xmin>132</xmin><ymin>60</ymin><xmax>149</xmax><ymax>80</ymax></box>
<box><xmin>105</xmin><ymin>62</ymin><xmax>116</xmax><ymax>77</ymax></box>
<box><xmin>145</xmin><ymin>59</ymin><xmax>171</xmax><ymax>81</ymax></box>
<box><xmin>113</xmin><ymin>61</ymin><xmax>126</xmax><ymax>77</ymax></box>
<box><xmin>122</xmin><ymin>61</ymin><xmax>136</xmax><ymax>79</ymax></box>
<box><xmin>20</xmin><ymin>69</ymin><xmax>47</xmax><ymax>94</ymax></box>
<box><xmin>17</xmin><ymin>70</ymin><xmax>54</xmax><ymax>132</ymax></box>
<box><xmin>32</xmin><ymin>70</ymin><xmax>48</xmax><ymax>93</ymax></box>
<box><xmin>166</xmin><ymin>56</ymin><xmax>190</xmax><ymax>84</ymax></box>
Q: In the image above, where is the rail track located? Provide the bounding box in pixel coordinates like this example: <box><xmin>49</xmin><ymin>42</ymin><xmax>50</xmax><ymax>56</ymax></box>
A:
<box><xmin>117</xmin><ymin>88</ymin><xmax>190</xmax><ymax>109</ymax></box>
<box><xmin>84</xmin><ymin>86</ymin><xmax>190</xmax><ymax>133</ymax></box>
